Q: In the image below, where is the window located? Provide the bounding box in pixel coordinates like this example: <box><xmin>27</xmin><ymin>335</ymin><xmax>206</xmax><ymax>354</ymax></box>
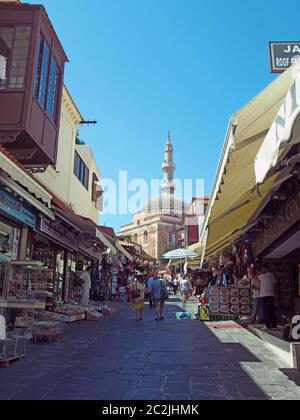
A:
<box><xmin>74</xmin><ymin>151</ymin><xmax>89</xmax><ymax>189</ymax></box>
<box><xmin>0</xmin><ymin>25</ymin><xmax>31</xmax><ymax>90</ymax></box>
<box><xmin>92</xmin><ymin>173</ymin><xmax>100</xmax><ymax>202</ymax></box>
<box><xmin>134</xmin><ymin>234</ymin><xmax>138</xmax><ymax>244</ymax></box>
<box><xmin>33</xmin><ymin>35</ymin><xmax>60</xmax><ymax>123</ymax></box>
<box><xmin>33</xmin><ymin>36</ymin><xmax>43</xmax><ymax>97</ymax></box>
<box><xmin>0</xmin><ymin>27</ymin><xmax>13</xmax><ymax>89</ymax></box>
<box><xmin>46</xmin><ymin>56</ymin><xmax>60</xmax><ymax>121</ymax></box>
<box><xmin>143</xmin><ymin>231</ymin><xmax>149</xmax><ymax>244</ymax></box>
<box><xmin>168</xmin><ymin>232</ymin><xmax>176</xmax><ymax>245</ymax></box>
<box><xmin>38</xmin><ymin>41</ymin><xmax>50</xmax><ymax>106</ymax></box>
<box><xmin>137</xmin><ymin>220</ymin><xmax>141</xmax><ymax>228</ymax></box>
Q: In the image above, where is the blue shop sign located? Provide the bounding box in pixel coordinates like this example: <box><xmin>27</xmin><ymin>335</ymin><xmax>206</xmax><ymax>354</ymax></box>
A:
<box><xmin>0</xmin><ymin>186</ymin><xmax>36</xmax><ymax>229</ymax></box>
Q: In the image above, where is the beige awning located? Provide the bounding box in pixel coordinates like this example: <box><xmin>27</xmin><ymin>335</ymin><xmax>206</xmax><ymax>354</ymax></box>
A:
<box><xmin>201</xmin><ymin>64</ymin><xmax>300</xmax><ymax>260</ymax></box>
<box><xmin>0</xmin><ymin>151</ymin><xmax>52</xmax><ymax>208</ymax></box>
<box><xmin>95</xmin><ymin>230</ymin><xmax>118</xmax><ymax>254</ymax></box>
<box><xmin>115</xmin><ymin>240</ymin><xmax>134</xmax><ymax>262</ymax></box>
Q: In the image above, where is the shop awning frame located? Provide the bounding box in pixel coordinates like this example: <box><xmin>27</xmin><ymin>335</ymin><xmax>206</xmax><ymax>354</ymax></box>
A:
<box><xmin>199</xmin><ymin>63</ymin><xmax>300</xmax><ymax>262</ymax></box>
<box><xmin>0</xmin><ymin>173</ymin><xmax>55</xmax><ymax>221</ymax></box>
<box><xmin>255</xmin><ymin>63</ymin><xmax>300</xmax><ymax>184</ymax></box>
<box><xmin>95</xmin><ymin>230</ymin><xmax>118</xmax><ymax>255</ymax></box>
<box><xmin>0</xmin><ymin>151</ymin><xmax>52</xmax><ymax>208</ymax></box>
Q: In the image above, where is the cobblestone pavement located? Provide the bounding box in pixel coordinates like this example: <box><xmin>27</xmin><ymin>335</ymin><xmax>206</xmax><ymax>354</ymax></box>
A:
<box><xmin>1</xmin><ymin>296</ymin><xmax>300</xmax><ymax>400</ymax></box>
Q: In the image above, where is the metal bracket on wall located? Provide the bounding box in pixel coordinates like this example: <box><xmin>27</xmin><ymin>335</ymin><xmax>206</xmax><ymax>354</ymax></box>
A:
<box><xmin>12</xmin><ymin>148</ymin><xmax>38</xmax><ymax>161</ymax></box>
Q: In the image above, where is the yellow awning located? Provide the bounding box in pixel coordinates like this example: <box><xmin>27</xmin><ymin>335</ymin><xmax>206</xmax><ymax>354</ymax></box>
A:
<box><xmin>188</xmin><ymin>243</ymin><xmax>204</xmax><ymax>254</ymax></box>
<box><xmin>203</xmin><ymin>65</ymin><xmax>299</xmax><ymax>260</ymax></box>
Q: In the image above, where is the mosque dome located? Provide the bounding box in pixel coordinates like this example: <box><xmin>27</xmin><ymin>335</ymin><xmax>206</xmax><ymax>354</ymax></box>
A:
<box><xmin>141</xmin><ymin>193</ymin><xmax>188</xmax><ymax>215</ymax></box>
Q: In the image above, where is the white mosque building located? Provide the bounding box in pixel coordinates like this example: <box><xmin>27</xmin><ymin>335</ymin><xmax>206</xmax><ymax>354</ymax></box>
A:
<box><xmin>119</xmin><ymin>133</ymin><xmax>187</xmax><ymax>259</ymax></box>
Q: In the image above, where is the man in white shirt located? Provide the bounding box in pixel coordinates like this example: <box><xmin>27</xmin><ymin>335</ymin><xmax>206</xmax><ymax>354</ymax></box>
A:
<box><xmin>257</xmin><ymin>265</ymin><xmax>277</xmax><ymax>329</ymax></box>
<box><xmin>251</xmin><ymin>277</ymin><xmax>263</xmax><ymax>324</ymax></box>
<box><xmin>180</xmin><ymin>276</ymin><xmax>192</xmax><ymax>303</ymax></box>
<box><xmin>80</xmin><ymin>267</ymin><xmax>92</xmax><ymax>308</ymax></box>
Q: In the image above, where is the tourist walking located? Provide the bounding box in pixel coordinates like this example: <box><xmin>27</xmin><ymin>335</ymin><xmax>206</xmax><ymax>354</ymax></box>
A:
<box><xmin>150</xmin><ymin>274</ymin><xmax>169</xmax><ymax>321</ymax></box>
<box><xmin>130</xmin><ymin>274</ymin><xmax>146</xmax><ymax>321</ymax></box>
<box><xmin>179</xmin><ymin>276</ymin><xmax>193</xmax><ymax>303</ymax></box>
<box><xmin>146</xmin><ymin>275</ymin><xmax>155</xmax><ymax>309</ymax></box>
<box><xmin>173</xmin><ymin>276</ymin><xmax>179</xmax><ymax>296</ymax></box>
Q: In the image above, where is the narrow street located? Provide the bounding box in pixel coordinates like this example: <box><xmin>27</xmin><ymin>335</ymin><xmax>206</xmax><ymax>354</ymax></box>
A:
<box><xmin>1</xmin><ymin>296</ymin><xmax>300</xmax><ymax>401</ymax></box>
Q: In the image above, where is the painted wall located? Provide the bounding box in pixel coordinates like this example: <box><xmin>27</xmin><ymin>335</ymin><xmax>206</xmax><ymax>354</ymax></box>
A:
<box><xmin>35</xmin><ymin>87</ymin><xmax>101</xmax><ymax>224</ymax></box>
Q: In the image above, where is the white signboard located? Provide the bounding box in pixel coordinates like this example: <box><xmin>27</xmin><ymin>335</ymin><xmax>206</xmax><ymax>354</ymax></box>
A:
<box><xmin>255</xmin><ymin>70</ymin><xmax>300</xmax><ymax>184</ymax></box>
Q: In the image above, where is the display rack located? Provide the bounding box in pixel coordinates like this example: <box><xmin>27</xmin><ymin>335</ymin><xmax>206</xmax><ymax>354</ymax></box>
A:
<box><xmin>0</xmin><ymin>328</ymin><xmax>28</xmax><ymax>368</ymax></box>
<box><xmin>3</xmin><ymin>261</ymin><xmax>48</xmax><ymax>306</ymax></box>
<box><xmin>208</xmin><ymin>286</ymin><xmax>252</xmax><ymax>321</ymax></box>
<box><xmin>32</xmin><ymin>320</ymin><xmax>64</xmax><ymax>343</ymax></box>
<box><xmin>0</xmin><ymin>261</ymin><xmax>48</xmax><ymax>342</ymax></box>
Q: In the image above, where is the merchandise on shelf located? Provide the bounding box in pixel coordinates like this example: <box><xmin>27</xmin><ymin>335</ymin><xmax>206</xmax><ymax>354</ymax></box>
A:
<box><xmin>208</xmin><ymin>286</ymin><xmax>251</xmax><ymax>317</ymax></box>
<box><xmin>2</xmin><ymin>261</ymin><xmax>48</xmax><ymax>306</ymax></box>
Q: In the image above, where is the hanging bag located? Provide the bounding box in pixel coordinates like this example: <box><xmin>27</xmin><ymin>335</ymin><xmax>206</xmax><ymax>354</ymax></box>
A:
<box><xmin>161</xmin><ymin>280</ymin><xmax>169</xmax><ymax>301</ymax></box>
<box><xmin>131</xmin><ymin>281</ymin><xmax>141</xmax><ymax>300</ymax></box>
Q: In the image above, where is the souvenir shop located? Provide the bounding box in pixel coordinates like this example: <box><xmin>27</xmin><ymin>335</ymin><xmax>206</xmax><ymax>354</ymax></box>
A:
<box><xmin>31</xmin><ymin>211</ymin><xmax>107</xmax><ymax>306</ymax></box>
<box><xmin>0</xmin><ymin>175</ymin><xmax>56</xmax><ymax>364</ymax></box>
<box><xmin>0</xmin><ymin>182</ymin><xmax>39</xmax><ymax>305</ymax></box>
<box><xmin>242</xmin><ymin>167</ymin><xmax>300</xmax><ymax>317</ymax></box>
<box><xmin>203</xmin><ymin>174</ymin><xmax>300</xmax><ymax>323</ymax></box>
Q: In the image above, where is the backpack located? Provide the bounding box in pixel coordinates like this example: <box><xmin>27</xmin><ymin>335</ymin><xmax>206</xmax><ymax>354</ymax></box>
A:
<box><xmin>161</xmin><ymin>280</ymin><xmax>169</xmax><ymax>301</ymax></box>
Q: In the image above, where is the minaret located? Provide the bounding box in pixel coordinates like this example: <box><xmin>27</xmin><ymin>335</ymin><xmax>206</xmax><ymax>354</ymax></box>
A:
<box><xmin>161</xmin><ymin>131</ymin><xmax>176</xmax><ymax>195</ymax></box>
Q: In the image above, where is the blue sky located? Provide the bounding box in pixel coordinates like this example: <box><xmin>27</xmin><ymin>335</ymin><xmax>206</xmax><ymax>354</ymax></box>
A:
<box><xmin>31</xmin><ymin>0</ymin><xmax>300</xmax><ymax>230</ymax></box>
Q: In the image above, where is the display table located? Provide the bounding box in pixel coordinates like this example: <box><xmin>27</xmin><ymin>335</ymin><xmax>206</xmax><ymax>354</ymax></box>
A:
<box><xmin>45</xmin><ymin>311</ymin><xmax>86</xmax><ymax>323</ymax></box>
<box><xmin>32</xmin><ymin>321</ymin><xmax>63</xmax><ymax>343</ymax></box>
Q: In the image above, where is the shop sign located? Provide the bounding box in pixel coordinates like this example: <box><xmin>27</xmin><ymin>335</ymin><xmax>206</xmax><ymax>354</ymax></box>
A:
<box><xmin>79</xmin><ymin>241</ymin><xmax>101</xmax><ymax>261</ymax></box>
<box><xmin>291</xmin><ymin>316</ymin><xmax>300</xmax><ymax>341</ymax></box>
<box><xmin>0</xmin><ymin>186</ymin><xmax>36</xmax><ymax>228</ymax></box>
<box><xmin>40</xmin><ymin>217</ymin><xmax>79</xmax><ymax>250</ymax></box>
<box><xmin>269</xmin><ymin>42</ymin><xmax>300</xmax><ymax>73</ymax></box>
<box><xmin>253</xmin><ymin>191</ymin><xmax>300</xmax><ymax>256</ymax></box>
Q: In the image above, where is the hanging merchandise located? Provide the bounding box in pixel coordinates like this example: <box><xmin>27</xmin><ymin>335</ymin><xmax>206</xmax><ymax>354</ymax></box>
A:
<box><xmin>184</xmin><ymin>260</ymin><xmax>188</xmax><ymax>275</ymax></box>
<box><xmin>219</xmin><ymin>253</ymin><xmax>225</xmax><ymax>266</ymax></box>
<box><xmin>0</xmin><ymin>315</ymin><xmax>6</xmax><ymax>340</ymax></box>
<box><xmin>118</xmin><ymin>260</ymin><xmax>124</xmax><ymax>271</ymax></box>
<box><xmin>106</xmin><ymin>255</ymin><xmax>113</xmax><ymax>265</ymax></box>
<box><xmin>247</xmin><ymin>263</ymin><xmax>255</xmax><ymax>280</ymax></box>
<box><xmin>0</xmin><ymin>233</ymin><xmax>10</xmax><ymax>255</ymax></box>
<box><xmin>216</xmin><ymin>271</ymin><xmax>228</xmax><ymax>288</ymax></box>
<box><xmin>242</xmin><ymin>240</ymin><xmax>254</xmax><ymax>265</ymax></box>
<box><xmin>121</xmin><ymin>256</ymin><xmax>127</xmax><ymax>266</ymax></box>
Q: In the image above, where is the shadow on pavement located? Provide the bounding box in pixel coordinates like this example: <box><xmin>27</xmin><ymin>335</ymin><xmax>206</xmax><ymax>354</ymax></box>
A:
<box><xmin>0</xmin><ymin>296</ymin><xmax>275</xmax><ymax>400</ymax></box>
<box><xmin>280</xmin><ymin>369</ymin><xmax>300</xmax><ymax>386</ymax></box>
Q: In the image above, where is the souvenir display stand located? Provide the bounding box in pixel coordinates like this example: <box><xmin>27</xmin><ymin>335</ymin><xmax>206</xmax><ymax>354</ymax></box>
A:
<box><xmin>1</xmin><ymin>261</ymin><xmax>48</xmax><ymax>308</ymax></box>
<box><xmin>45</xmin><ymin>304</ymin><xmax>86</xmax><ymax>323</ymax></box>
<box><xmin>32</xmin><ymin>320</ymin><xmax>64</xmax><ymax>343</ymax></box>
<box><xmin>204</xmin><ymin>279</ymin><xmax>252</xmax><ymax>322</ymax></box>
<box><xmin>0</xmin><ymin>322</ymin><xmax>28</xmax><ymax>367</ymax></box>
<box><xmin>0</xmin><ymin>261</ymin><xmax>48</xmax><ymax>366</ymax></box>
